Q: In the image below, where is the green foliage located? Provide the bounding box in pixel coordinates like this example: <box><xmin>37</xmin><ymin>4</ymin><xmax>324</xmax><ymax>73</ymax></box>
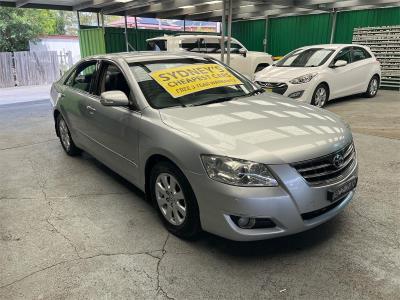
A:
<box><xmin>0</xmin><ymin>7</ymin><xmax>69</xmax><ymax>52</ymax></box>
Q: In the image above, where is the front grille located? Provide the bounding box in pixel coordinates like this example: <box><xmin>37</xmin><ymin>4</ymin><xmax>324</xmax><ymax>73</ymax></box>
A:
<box><xmin>256</xmin><ymin>81</ymin><xmax>288</xmax><ymax>95</ymax></box>
<box><xmin>292</xmin><ymin>143</ymin><xmax>356</xmax><ymax>186</ymax></box>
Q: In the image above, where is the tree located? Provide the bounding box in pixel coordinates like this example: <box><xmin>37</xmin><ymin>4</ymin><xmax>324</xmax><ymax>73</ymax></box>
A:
<box><xmin>0</xmin><ymin>7</ymin><xmax>66</xmax><ymax>52</ymax></box>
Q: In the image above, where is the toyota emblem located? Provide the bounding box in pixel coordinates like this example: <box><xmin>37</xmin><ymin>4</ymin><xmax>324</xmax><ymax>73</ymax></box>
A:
<box><xmin>332</xmin><ymin>153</ymin><xmax>344</xmax><ymax>168</ymax></box>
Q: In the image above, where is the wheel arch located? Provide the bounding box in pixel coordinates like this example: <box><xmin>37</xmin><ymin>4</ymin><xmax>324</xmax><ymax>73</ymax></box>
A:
<box><xmin>372</xmin><ymin>73</ymin><xmax>380</xmax><ymax>84</ymax></box>
<box><xmin>254</xmin><ymin>63</ymin><xmax>270</xmax><ymax>73</ymax></box>
<box><xmin>54</xmin><ymin>109</ymin><xmax>61</xmax><ymax>137</ymax></box>
<box><xmin>144</xmin><ymin>154</ymin><xmax>183</xmax><ymax>200</ymax></box>
<box><xmin>319</xmin><ymin>81</ymin><xmax>330</xmax><ymax>95</ymax></box>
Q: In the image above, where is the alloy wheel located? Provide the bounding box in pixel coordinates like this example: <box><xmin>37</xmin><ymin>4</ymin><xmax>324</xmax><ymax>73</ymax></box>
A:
<box><xmin>369</xmin><ymin>78</ymin><xmax>378</xmax><ymax>96</ymax></box>
<box><xmin>314</xmin><ymin>86</ymin><xmax>327</xmax><ymax>107</ymax></box>
<box><xmin>155</xmin><ymin>173</ymin><xmax>187</xmax><ymax>226</ymax></box>
<box><xmin>59</xmin><ymin>118</ymin><xmax>71</xmax><ymax>151</ymax></box>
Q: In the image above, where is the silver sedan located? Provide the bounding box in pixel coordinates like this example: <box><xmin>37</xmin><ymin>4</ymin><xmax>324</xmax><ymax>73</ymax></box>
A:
<box><xmin>51</xmin><ymin>52</ymin><xmax>358</xmax><ymax>241</ymax></box>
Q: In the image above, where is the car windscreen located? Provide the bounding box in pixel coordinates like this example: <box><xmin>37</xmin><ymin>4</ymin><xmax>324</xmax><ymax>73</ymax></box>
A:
<box><xmin>275</xmin><ymin>48</ymin><xmax>335</xmax><ymax>67</ymax></box>
<box><xmin>129</xmin><ymin>58</ymin><xmax>259</xmax><ymax>109</ymax></box>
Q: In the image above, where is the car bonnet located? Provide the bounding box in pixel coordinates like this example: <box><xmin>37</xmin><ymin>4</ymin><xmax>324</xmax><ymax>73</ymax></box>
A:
<box><xmin>159</xmin><ymin>93</ymin><xmax>352</xmax><ymax>165</ymax></box>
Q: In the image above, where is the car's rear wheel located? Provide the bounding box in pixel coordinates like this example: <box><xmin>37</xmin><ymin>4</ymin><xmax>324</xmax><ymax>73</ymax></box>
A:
<box><xmin>311</xmin><ymin>83</ymin><xmax>329</xmax><ymax>108</ymax></box>
<box><xmin>56</xmin><ymin>115</ymin><xmax>81</xmax><ymax>156</ymax></box>
<box><xmin>364</xmin><ymin>75</ymin><xmax>379</xmax><ymax>98</ymax></box>
<box><xmin>149</xmin><ymin>161</ymin><xmax>201</xmax><ymax>239</ymax></box>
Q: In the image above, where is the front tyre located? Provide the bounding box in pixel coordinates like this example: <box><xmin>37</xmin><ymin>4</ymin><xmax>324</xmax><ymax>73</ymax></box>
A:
<box><xmin>150</xmin><ymin>161</ymin><xmax>201</xmax><ymax>239</ymax></box>
<box><xmin>311</xmin><ymin>83</ymin><xmax>329</xmax><ymax>108</ymax></box>
<box><xmin>364</xmin><ymin>75</ymin><xmax>379</xmax><ymax>98</ymax></box>
<box><xmin>56</xmin><ymin>115</ymin><xmax>81</xmax><ymax>156</ymax></box>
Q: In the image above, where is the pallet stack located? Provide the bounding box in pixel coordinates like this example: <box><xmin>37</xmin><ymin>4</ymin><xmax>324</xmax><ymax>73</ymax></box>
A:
<box><xmin>353</xmin><ymin>25</ymin><xmax>400</xmax><ymax>91</ymax></box>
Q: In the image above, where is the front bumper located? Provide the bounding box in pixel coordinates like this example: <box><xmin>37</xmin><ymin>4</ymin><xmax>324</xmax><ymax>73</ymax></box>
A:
<box><xmin>186</xmin><ymin>161</ymin><xmax>358</xmax><ymax>241</ymax></box>
<box><xmin>256</xmin><ymin>80</ymin><xmax>317</xmax><ymax>104</ymax></box>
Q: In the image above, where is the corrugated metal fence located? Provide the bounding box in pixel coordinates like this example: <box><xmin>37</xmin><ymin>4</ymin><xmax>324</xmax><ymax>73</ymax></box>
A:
<box><xmin>0</xmin><ymin>51</ymin><xmax>72</xmax><ymax>87</ymax></box>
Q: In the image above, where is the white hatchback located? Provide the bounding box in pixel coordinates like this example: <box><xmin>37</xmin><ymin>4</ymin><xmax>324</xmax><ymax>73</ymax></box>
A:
<box><xmin>254</xmin><ymin>44</ymin><xmax>381</xmax><ymax>107</ymax></box>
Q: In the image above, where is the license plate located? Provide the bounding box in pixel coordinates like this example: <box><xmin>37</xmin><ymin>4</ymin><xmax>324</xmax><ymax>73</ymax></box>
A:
<box><xmin>264</xmin><ymin>88</ymin><xmax>273</xmax><ymax>92</ymax></box>
<box><xmin>327</xmin><ymin>177</ymin><xmax>358</xmax><ymax>202</ymax></box>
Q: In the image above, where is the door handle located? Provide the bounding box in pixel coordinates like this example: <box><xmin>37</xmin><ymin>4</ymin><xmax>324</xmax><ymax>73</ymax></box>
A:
<box><xmin>86</xmin><ymin>105</ymin><xmax>96</xmax><ymax>114</ymax></box>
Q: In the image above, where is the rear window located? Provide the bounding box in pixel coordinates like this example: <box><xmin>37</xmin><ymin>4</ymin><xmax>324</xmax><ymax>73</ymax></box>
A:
<box><xmin>180</xmin><ymin>38</ymin><xmax>243</xmax><ymax>54</ymax></box>
<box><xmin>146</xmin><ymin>40</ymin><xmax>167</xmax><ymax>51</ymax></box>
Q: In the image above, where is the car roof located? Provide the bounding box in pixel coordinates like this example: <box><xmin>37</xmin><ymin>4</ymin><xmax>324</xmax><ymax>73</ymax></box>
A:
<box><xmin>82</xmin><ymin>51</ymin><xmax>211</xmax><ymax>64</ymax></box>
<box><xmin>300</xmin><ymin>44</ymin><xmax>369</xmax><ymax>50</ymax></box>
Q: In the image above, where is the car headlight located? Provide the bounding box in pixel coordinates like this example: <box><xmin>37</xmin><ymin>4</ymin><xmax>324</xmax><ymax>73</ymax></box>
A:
<box><xmin>289</xmin><ymin>73</ymin><xmax>317</xmax><ymax>84</ymax></box>
<box><xmin>201</xmin><ymin>155</ymin><xmax>278</xmax><ymax>187</ymax></box>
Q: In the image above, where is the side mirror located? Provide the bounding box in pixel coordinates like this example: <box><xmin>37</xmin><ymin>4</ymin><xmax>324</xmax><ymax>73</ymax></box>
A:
<box><xmin>100</xmin><ymin>91</ymin><xmax>129</xmax><ymax>106</ymax></box>
<box><xmin>333</xmin><ymin>60</ymin><xmax>347</xmax><ymax>68</ymax></box>
<box><xmin>239</xmin><ymin>48</ymin><xmax>247</xmax><ymax>57</ymax></box>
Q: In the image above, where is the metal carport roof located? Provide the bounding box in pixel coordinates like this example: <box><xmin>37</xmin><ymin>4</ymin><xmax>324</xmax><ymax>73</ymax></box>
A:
<box><xmin>1</xmin><ymin>0</ymin><xmax>400</xmax><ymax>20</ymax></box>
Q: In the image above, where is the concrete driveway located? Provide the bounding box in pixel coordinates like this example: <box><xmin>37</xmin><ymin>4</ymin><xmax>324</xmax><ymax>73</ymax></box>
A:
<box><xmin>0</xmin><ymin>92</ymin><xmax>399</xmax><ymax>299</ymax></box>
<box><xmin>0</xmin><ymin>85</ymin><xmax>51</xmax><ymax>106</ymax></box>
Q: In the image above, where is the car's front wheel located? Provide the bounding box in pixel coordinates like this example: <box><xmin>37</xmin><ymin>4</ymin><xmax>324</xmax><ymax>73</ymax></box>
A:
<box><xmin>364</xmin><ymin>75</ymin><xmax>379</xmax><ymax>98</ymax></box>
<box><xmin>311</xmin><ymin>83</ymin><xmax>329</xmax><ymax>108</ymax></box>
<box><xmin>149</xmin><ymin>161</ymin><xmax>201</xmax><ymax>239</ymax></box>
<box><xmin>56</xmin><ymin>115</ymin><xmax>81</xmax><ymax>156</ymax></box>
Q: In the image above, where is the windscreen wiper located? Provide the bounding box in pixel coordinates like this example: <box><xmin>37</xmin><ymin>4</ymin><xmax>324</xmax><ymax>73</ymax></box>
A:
<box><xmin>244</xmin><ymin>88</ymin><xmax>265</xmax><ymax>97</ymax></box>
<box><xmin>191</xmin><ymin>96</ymin><xmax>235</xmax><ymax>107</ymax></box>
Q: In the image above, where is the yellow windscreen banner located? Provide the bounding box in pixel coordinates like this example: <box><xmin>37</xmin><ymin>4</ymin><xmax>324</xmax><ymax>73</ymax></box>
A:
<box><xmin>149</xmin><ymin>63</ymin><xmax>243</xmax><ymax>98</ymax></box>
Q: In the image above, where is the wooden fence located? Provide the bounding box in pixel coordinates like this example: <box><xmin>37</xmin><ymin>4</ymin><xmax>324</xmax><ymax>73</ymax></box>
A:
<box><xmin>0</xmin><ymin>52</ymin><xmax>14</xmax><ymax>88</ymax></box>
<box><xmin>0</xmin><ymin>51</ymin><xmax>73</xmax><ymax>88</ymax></box>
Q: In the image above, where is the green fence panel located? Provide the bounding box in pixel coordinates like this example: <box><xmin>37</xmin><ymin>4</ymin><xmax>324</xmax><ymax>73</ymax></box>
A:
<box><xmin>104</xmin><ymin>27</ymin><xmax>126</xmax><ymax>53</ymax></box>
<box><xmin>78</xmin><ymin>28</ymin><xmax>106</xmax><ymax>58</ymax></box>
<box><xmin>104</xmin><ymin>27</ymin><xmax>186</xmax><ymax>52</ymax></box>
<box><xmin>334</xmin><ymin>7</ymin><xmax>400</xmax><ymax>43</ymax></box>
<box><xmin>267</xmin><ymin>13</ymin><xmax>332</xmax><ymax>56</ymax></box>
<box><xmin>232</xmin><ymin>19</ymin><xmax>266</xmax><ymax>52</ymax></box>
<box><xmin>134</xmin><ymin>28</ymin><xmax>184</xmax><ymax>51</ymax></box>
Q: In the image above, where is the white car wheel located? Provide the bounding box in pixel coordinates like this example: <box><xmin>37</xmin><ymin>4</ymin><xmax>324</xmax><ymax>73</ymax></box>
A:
<box><xmin>311</xmin><ymin>84</ymin><xmax>329</xmax><ymax>108</ymax></box>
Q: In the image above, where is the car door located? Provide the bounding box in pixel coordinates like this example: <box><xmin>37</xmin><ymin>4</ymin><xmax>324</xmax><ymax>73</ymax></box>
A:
<box><xmin>328</xmin><ymin>47</ymin><xmax>359</xmax><ymax>98</ymax></box>
<box><xmin>225</xmin><ymin>40</ymin><xmax>250</xmax><ymax>76</ymax></box>
<box><xmin>81</xmin><ymin>60</ymin><xmax>141</xmax><ymax>184</ymax></box>
<box><xmin>350</xmin><ymin>46</ymin><xmax>373</xmax><ymax>93</ymax></box>
<box><xmin>62</xmin><ymin>60</ymin><xmax>99</xmax><ymax>149</ymax></box>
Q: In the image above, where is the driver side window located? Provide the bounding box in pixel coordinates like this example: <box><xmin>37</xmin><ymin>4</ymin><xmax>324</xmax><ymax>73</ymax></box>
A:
<box><xmin>97</xmin><ymin>62</ymin><xmax>131</xmax><ymax>100</ymax></box>
<box><xmin>334</xmin><ymin>48</ymin><xmax>352</xmax><ymax>64</ymax></box>
<box><xmin>66</xmin><ymin>61</ymin><xmax>97</xmax><ymax>93</ymax></box>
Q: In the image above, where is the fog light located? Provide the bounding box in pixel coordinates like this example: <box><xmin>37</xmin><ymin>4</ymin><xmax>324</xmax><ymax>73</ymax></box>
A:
<box><xmin>230</xmin><ymin>215</ymin><xmax>276</xmax><ymax>229</ymax></box>
<box><xmin>237</xmin><ymin>217</ymin><xmax>256</xmax><ymax>229</ymax></box>
<box><xmin>288</xmin><ymin>91</ymin><xmax>304</xmax><ymax>98</ymax></box>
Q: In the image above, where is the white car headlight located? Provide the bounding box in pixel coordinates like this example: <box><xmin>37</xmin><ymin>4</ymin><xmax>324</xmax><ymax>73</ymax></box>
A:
<box><xmin>289</xmin><ymin>73</ymin><xmax>317</xmax><ymax>84</ymax></box>
<box><xmin>201</xmin><ymin>155</ymin><xmax>278</xmax><ymax>187</ymax></box>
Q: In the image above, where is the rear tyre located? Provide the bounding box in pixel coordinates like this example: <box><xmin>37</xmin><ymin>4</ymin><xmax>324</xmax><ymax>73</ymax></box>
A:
<box><xmin>364</xmin><ymin>75</ymin><xmax>379</xmax><ymax>98</ymax></box>
<box><xmin>311</xmin><ymin>83</ymin><xmax>329</xmax><ymax>108</ymax></box>
<box><xmin>149</xmin><ymin>161</ymin><xmax>201</xmax><ymax>239</ymax></box>
<box><xmin>56</xmin><ymin>115</ymin><xmax>81</xmax><ymax>156</ymax></box>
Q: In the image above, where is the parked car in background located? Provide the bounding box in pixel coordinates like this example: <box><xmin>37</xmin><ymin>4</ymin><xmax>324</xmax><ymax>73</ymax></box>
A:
<box><xmin>51</xmin><ymin>52</ymin><xmax>358</xmax><ymax>241</ymax></box>
<box><xmin>146</xmin><ymin>34</ymin><xmax>273</xmax><ymax>77</ymax></box>
<box><xmin>254</xmin><ymin>44</ymin><xmax>381</xmax><ymax>107</ymax></box>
